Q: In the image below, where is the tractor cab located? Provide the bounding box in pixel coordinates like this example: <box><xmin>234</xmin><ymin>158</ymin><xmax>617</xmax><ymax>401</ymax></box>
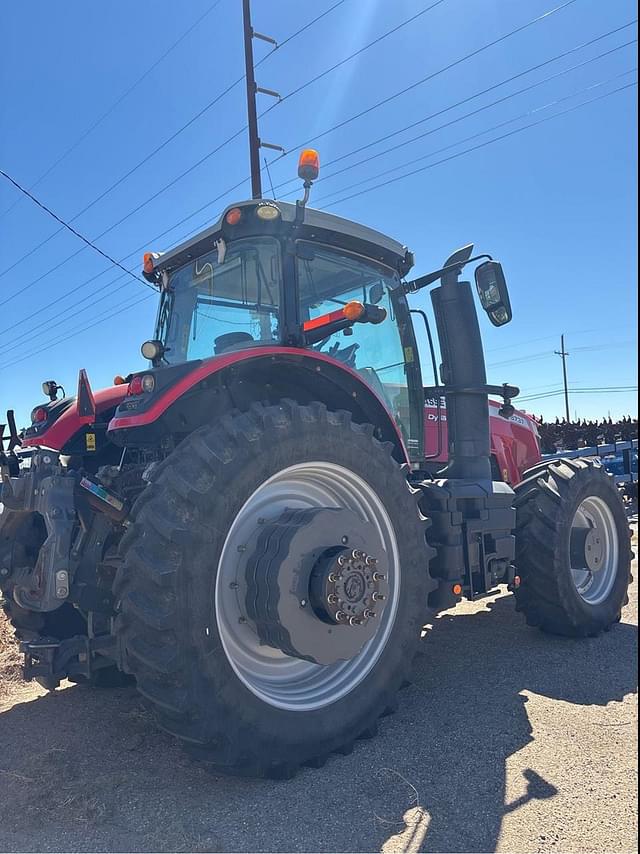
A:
<box><xmin>141</xmin><ymin>189</ymin><xmax>425</xmax><ymax>458</ymax></box>
<box><xmin>137</xmin><ymin>150</ymin><xmax>518</xmax><ymax>472</ymax></box>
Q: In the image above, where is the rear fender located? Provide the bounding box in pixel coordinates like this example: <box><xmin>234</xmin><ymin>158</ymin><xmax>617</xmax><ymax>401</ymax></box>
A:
<box><xmin>108</xmin><ymin>349</ymin><xmax>409</xmax><ymax>463</ymax></box>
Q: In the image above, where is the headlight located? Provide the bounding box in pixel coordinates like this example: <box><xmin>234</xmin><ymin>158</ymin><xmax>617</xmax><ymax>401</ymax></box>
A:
<box><xmin>141</xmin><ymin>339</ymin><xmax>164</xmax><ymax>361</ymax></box>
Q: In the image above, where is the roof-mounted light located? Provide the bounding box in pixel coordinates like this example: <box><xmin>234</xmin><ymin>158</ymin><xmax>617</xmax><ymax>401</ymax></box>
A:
<box><xmin>143</xmin><ymin>252</ymin><xmax>155</xmax><ymax>275</ymax></box>
<box><xmin>225</xmin><ymin>207</ymin><xmax>243</xmax><ymax>226</ymax></box>
<box><xmin>255</xmin><ymin>203</ymin><xmax>280</xmax><ymax>221</ymax></box>
<box><xmin>298</xmin><ymin>149</ymin><xmax>320</xmax><ymax>182</ymax></box>
<box><xmin>142</xmin><ymin>250</ymin><xmax>164</xmax><ymax>283</ymax></box>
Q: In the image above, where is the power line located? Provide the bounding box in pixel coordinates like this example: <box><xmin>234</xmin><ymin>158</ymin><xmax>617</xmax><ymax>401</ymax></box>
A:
<box><xmin>272</xmin><ymin>0</ymin><xmax>350</xmax><ymax>53</ymax></box>
<box><xmin>0</xmin><ymin>0</ymin><xmax>351</xmax><ymax>283</ymax></box>
<box><xmin>279</xmin><ymin>38</ymin><xmax>638</xmax><ymax>205</ymax></box>
<box><xmin>308</xmin><ymin>64</ymin><xmax>637</xmax><ymax>207</ymax></box>
<box><xmin>0</xmin><ymin>207</ymin><xmax>232</xmax><ymax>352</ymax></box>
<box><xmin>519</xmin><ymin>386</ymin><xmax>637</xmax><ymax>402</ymax></box>
<box><xmin>0</xmin><ymin>169</ymin><xmax>154</xmax><ymax>290</ymax></box>
<box><xmin>307</xmin><ymin>23</ymin><xmax>637</xmax><ymax>174</ymax></box>
<box><xmin>0</xmin><ymin>0</ymin><xmax>578</xmax><ymax>304</ymax></box>
<box><xmin>488</xmin><ymin>339</ymin><xmax>634</xmax><ymax>368</ymax></box>
<box><xmin>0</xmin><ymin>291</ymin><xmax>156</xmax><ymax>374</ymax></box>
<box><xmin>0</xmin><ymin>181</ymin><xmax>245</xmax><ymax>338</ymax></box>
<box><xmin>0</xmin><ymin>0</ymin><xmax>227</xmax><ymax>221</ymax></box>
<box><xmin>322</xmin><ymin>80</ymin><xmax>637</xmax><ymax>209</ymax></box>
<box><xmin>211</xmin><ymin>1</ymin><xmax>607</xmax><ymax>208</ymax></box>
<box><xmin>5</xmin><ymin>73</ymin><xmax>636</xmax><ymax>360</ymax></box>
<box><xmin>486</xmin><ymin>329</ymin><xmax>597</xmax><ymax>353</ymax></box>
<box><xmin>1</xmin><ymin>9</ymin><xmax>630</xmax><ymax>358</ymax></box>
<box><xmin>3</xmin><ymin>76</ymin><xmax>633</xmax><ymax>365</ymax></box>
<box><xmin>2</xmin><ymin>0</ymin><xmax>576</xmax><ymax>296</ymax></box>
<box><xmin>278</xmin><ymin>0</ymin><xmax>447</xmax><ymax>105</ymax></box>
<box><xmin>278</xmin><ymin>0</ymin><xmax>581</xmax><ymax>161</ymax></box>
<box><xmin>0</xmin><ymin>276</ymin><xmax>133</xmax><ymax>357</ymax></box>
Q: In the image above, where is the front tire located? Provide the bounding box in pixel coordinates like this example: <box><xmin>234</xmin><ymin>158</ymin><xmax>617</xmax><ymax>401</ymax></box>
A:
<box><xmin>514</xmin><ymin>457</ymin><xmax>632</xmax><ymax>637</ymax></box>
<box><xmin>114</xmin><ymin>401</ymin><xmax>435</xmax><ymax>777</ymax></box>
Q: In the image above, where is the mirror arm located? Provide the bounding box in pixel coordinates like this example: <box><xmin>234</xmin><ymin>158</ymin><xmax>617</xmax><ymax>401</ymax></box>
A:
<box><xmin>404</xmin><ymin>254</ymin><xmax>492</xmax><ymax>294</ymax></box>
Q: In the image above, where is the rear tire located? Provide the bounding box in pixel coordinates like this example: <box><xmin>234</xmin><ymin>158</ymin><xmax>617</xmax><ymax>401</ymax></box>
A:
<box><xmin>514</xmin><ymin>457</ymin><xmax>632</xmax><ymax>637</ymax></box>
<box><xmin>114</xmin><ymin>401</ymin><xmax>435</xmax><ymax>777</ymax></box>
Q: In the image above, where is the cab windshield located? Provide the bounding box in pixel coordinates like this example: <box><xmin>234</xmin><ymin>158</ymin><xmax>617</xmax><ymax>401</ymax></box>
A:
<box><xmin>161</xmin><ymin>237</ymin><xmax>281</xmax><ymax>363</ymax></box>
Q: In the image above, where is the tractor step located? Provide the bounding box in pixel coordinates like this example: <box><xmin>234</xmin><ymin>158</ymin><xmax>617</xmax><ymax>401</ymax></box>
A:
<box><xmin>21</xmin><ymin>633</ymin><xmax>116</xmax><ymax>690</ymax></box>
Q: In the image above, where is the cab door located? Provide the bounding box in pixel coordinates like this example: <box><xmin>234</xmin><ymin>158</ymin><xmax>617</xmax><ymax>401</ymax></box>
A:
<box><xmin>296</xmin><ymin>242</ymin><xmax>424</xmax><ymax>460</ymax></box>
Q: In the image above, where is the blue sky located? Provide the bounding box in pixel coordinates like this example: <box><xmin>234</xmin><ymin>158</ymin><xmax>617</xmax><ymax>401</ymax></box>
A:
<box><xmin>0</xmin><ymin>0</ymin><xmax>637</xmax><ymax>429</ymax></box>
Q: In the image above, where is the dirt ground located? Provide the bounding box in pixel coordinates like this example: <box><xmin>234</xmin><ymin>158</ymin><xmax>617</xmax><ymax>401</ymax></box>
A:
<box><xmin>0</xmin><ymin>537</ymin><xmax>637</xmax><ymax>853</ymax></box>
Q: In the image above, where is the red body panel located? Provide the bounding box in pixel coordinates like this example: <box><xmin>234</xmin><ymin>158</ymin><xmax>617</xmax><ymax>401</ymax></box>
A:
<box><xmin>23</xmin><ymin>353</ymin><xmax>541</xmax><ymax>483</ymax></box>
<box><xmin>22</xmin><ymin>385</ymin><xmax>129</xmax><ymax>450</ymax></box>
<box><xmin>107</xmin><ymin>347</ymin><xmax>409</xmax><ymax>457</ymax></box>
<box><xmin>424</xmin><ymin>398</ymin><xmax>541</xmax><ymax>484</ymax></box>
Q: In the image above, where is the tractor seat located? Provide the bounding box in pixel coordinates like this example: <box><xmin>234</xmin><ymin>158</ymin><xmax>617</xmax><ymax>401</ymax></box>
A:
<box><xmin>214</xmin><ymin>332</ymin><xmax>255</xmax><ymax>354</ymax></box>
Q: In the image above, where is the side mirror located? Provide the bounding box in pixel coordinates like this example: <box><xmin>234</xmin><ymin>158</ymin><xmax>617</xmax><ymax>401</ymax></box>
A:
<box><xmin>474</xmin><ymin>260</ymin><xmax>512</xmax><ymax>326</ymax></box>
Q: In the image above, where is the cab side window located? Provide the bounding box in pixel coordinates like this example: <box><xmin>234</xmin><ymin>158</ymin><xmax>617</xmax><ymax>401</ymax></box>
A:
<box><xmin>297</xmin><ymin>243</ymin><xmax>413</xmax><ymax>444</ymax></box>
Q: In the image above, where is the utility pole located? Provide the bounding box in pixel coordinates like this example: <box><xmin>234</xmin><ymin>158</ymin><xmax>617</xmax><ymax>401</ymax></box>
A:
<box><xmin>555</xmin><ymin>334</ymin><xmax>571</xmax><ymax>423</ymax></box>
<box><xmin>241</xmin><ymin>0</ymin><xmax>283</xmax><ymax>199</ymax></box>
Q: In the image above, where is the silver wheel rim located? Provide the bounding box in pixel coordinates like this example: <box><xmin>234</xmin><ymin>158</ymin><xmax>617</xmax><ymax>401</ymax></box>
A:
<box><xmin>214</xmin><ymin>462</ymin><xmax>401</xmax><ymax>711</ymax></box>
<box><xmin>570</xmin><ymin>496</ymin><xmax>619</xmax><ymax>605</ymax></box>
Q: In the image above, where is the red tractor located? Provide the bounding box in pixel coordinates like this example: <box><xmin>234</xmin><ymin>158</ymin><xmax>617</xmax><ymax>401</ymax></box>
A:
<box><xmin>0</xmin><ymin>151</ymin><xmax>631</xmax><ymax>778</ymax></box>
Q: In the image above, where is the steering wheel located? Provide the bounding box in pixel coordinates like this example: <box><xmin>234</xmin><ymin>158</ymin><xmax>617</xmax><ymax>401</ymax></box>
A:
<box><xmin>327</xmin><ymin>341</ymin><xmax>360</xmax><ymax>368</ymax></box>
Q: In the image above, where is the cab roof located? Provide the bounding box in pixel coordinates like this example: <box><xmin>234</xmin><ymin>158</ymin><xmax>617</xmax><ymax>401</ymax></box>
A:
<box><xmin>152</xmin><ymin>200</ymin><xmax>415</xmax><ymax>277</ymax></box>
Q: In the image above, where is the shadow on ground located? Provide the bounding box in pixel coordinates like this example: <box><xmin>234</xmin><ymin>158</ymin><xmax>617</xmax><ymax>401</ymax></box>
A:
<box><xmin>0</xmin><ymin>592</ymin><xmax>636</xmax><ymax>853</ymax></box>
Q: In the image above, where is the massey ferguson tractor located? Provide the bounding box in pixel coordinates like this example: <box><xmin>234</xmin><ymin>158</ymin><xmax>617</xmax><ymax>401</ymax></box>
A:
<box><xmin>0</xmin><ymin>150</ymin><xmax>631</xmax><ymax>778</ymax></box>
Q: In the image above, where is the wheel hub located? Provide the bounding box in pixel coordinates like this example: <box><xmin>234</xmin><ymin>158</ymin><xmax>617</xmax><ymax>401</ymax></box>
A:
<box><xmin>309</xmin><ymin>548</ymin><xmax>385</xmax><ymax>626</ymax></box>
<box><xmin>239</xmin><ymin>507</ymin><xmax>389</xmax><ymax>665</ymax></box>
<box><xmin>571</xmin><ymin>526</ymin><xmax>605</xmax><ymax>572</ymax></box>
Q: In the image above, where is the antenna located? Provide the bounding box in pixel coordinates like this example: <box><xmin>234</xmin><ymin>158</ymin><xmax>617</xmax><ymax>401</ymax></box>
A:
<box><xmin>241</xmin><ymin>0</ymin><xmax>284</xmax><ymax>199</ymax></box>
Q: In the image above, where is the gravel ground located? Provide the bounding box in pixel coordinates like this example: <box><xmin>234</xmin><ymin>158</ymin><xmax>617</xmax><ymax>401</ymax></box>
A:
<box><xmin>0</xmin><ymin>538</ymin><xmax>636</xmax><ymax>853</ymax></box>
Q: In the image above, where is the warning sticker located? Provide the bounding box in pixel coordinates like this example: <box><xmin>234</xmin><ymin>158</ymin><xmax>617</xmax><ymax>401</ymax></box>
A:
<box><xmin>85</xmin><ymin>433</ymin><xmax>96</xmax><ymax>451</ymax></box>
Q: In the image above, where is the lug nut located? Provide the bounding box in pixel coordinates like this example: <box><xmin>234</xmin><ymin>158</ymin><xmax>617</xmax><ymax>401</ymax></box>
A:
<box><xmin>351</xmin><ymin>549</ymin><xmax>364</xmax><ymax>560</ymax></box>
<box><xmin>335</xmin><ymin>611</ymin><xmax>347</xmax><ymax>621</ymax></box>
<box><xmin>372</xmin><ymin>592</ymin><xmax>385</xmax><ymax>602</ymax></box>
<box><xmin>349</xmin><ymin>616</ymin><xmax>361</xmax><ymax>626</ymax></box>
<box><xmin>365</xmin><ymin>556</ymin><xmax>378</xmax><ymax>566</ymax></box>
<box><xmin>373</xmin><ymin>572</ymin><xmax>386</xmax><ymax>582</ymax></box>
<box><xmin>363</xmin><ymin>609</ymin><xmax>376</xmax><ymax>619</ymax></box>
<box><xmin>328</xmin><ymin>573</ymin><xmax>338</xmax><ymax>583</ymax></box>
<box><xmin>327</xmin><ymin>594</ymin><xmax>338</xmax><ymax>604</ymax></box>
<box><xmin>337</xmin><ymin>555</ymin><xmax>347</xmax><ymax>567</ymax></box>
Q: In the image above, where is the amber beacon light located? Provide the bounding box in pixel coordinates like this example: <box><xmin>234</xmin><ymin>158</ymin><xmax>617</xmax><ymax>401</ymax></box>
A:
<box><xmin>298</xmin><ymin>149</ymin><xmax>320</xmax><ymax>182</ymax></box>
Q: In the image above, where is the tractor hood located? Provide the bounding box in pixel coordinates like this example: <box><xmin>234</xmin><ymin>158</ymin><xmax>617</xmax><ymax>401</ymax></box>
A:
<box><xmin>21</xmin><ymin>384</ymin><xmax>128</xmax><ymax>452</ymax></box>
